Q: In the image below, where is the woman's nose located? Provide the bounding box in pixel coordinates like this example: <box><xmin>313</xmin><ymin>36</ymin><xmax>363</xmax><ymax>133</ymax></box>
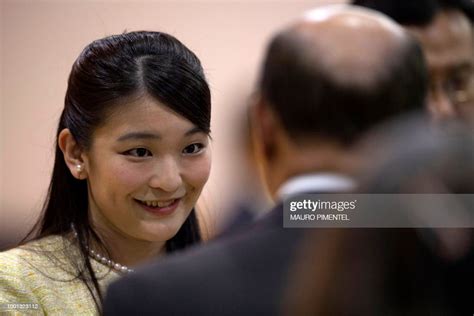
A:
<box><xmin>148</xmin><ymin>156</ymin><xmax>182</xmax><ymax>193</ymax></box>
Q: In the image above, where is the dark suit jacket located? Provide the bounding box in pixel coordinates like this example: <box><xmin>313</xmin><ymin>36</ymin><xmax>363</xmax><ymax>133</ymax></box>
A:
<box><xmin>103</xmin><ymin>203</ymin><xmax>311</xmax><ymax>316</ymax></box>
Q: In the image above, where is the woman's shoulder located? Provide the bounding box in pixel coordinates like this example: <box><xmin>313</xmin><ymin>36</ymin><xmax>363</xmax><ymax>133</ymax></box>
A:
<box><xmin>0</xmin><ymin>237</ymin><xmax>68</xmax><ymax>313</ymax></box>
<box><xmin>1</xmin><ymin>234</ymin><xmax>120</xmax><ymax>279</ymax></box>
<box><xmin>0</xmin><ymin>234</ymin><xmax>89</xmax><ymax>291</ymax></box>
<box><xmin>0</xmin><ymin>235</ymin><xmax>117</xmax><ymax>314</ymax></box>
<box><xmin>0</xmin><ymin>235</ymin><xmax>69</xmax><ymax>269</ymax></box>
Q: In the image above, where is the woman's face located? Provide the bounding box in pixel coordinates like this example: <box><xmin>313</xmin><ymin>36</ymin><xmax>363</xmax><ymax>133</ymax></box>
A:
<box><xmin>82</xmin><ymin>96</ymin><xmax>211</xmax><ymax>243</ymax></box>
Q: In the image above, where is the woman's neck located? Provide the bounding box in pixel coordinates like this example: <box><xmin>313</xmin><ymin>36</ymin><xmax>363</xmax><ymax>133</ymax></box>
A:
<box><xmin>94</xmin><ymin>231</ymin><xmax>166</xmax><ymax>268</ymax></box>
<box><xmin>85</xmin><ymin>217</ymin><xmax>166</xmax><ymax>268</ymax></box>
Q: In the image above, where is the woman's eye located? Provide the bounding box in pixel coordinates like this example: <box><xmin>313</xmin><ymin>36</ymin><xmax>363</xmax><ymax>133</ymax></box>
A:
<box><xmin>183</xmin><ymin>143</ymin><xmax>204</xmax><ymax>155</ymax></box>
<box><xmin>125</xmin><ymin>148</ymin><xmax>152</xmax><ymax>157</ymax></box>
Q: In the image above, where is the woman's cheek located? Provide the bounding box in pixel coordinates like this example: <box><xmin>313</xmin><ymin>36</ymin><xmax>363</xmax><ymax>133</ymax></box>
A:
<box><xmin>188</xmin><ymin>155</ymin><xmax>212</xmax><ymax>188</ymax></box>
<box><xmin>111</xmin><ymin>161</ymin><xmax>146</xmax><ymax>188</ymax></box>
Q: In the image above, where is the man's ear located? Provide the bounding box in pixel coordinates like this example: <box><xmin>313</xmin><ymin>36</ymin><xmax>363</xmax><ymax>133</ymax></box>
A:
<box><xmin>250</xmin><ymin>95</ymin><xmax>278</xmax><ymax>162</ymax></box>
<box><xmin>58</xmin><ymin>128</ymin><xmax>88</xmax><ymax>180</ymax></box>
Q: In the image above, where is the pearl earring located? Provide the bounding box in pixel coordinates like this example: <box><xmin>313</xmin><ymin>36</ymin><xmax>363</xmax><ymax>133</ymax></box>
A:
<box><xmin>76</xmin><ymin>164</ymin><xmax>83</xmax><ymax>172</ymax></box>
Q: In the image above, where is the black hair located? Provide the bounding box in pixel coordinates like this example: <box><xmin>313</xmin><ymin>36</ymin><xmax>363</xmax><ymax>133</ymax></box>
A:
<box><xmin>352</xmin><ymin>0</ymin><xmax>474</xmax><ymax>26</ymax></box>
<box><xmin>23</xmin><ymin>31</ymin><xmax>210</xmax><ymax>311</ymax></box>
<box><xmin>259</xmin><ymin>30</ymin><xmax>427</xmax><ymax>145</ymax></box>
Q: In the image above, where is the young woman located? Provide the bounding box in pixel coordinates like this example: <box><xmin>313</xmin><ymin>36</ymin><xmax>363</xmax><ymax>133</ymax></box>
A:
<box><xmin>0</xmin><ymin>31</ymin><xmax>212</xmax><ymax>314</ymax></box>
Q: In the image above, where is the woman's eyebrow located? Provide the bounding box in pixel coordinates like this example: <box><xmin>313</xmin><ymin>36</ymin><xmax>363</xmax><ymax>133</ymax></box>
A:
<box><xmin>117</xmin><ymin>127</ymin><xmax>203</xmax><ymax>142</ymax></box>
<box><xmin>184</xmin><ymin>126</ymin><xmax>204</xmax><ymax>136</ymax></box>
<box><xmin>117</xmin><ymin>132</ymin><xmax>161</xmax><ymax>142</ymax></box>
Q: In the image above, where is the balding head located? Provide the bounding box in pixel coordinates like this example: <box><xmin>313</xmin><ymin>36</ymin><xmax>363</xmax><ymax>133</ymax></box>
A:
<box><xmin>259</xmin><ymin>5</ymin><xmax>428</xmax><ymax>145</ymax></box>
<box><xmin>295</xmin><ymin>6</ymin><xmax>405</xmax><ymax>88</ymax></box>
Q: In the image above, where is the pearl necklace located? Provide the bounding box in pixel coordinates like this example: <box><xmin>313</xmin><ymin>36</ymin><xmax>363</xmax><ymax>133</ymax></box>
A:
<box><xmin>71</xmin><ymin>224</ymin><xmax>134</xmax><ymax>274</ymax></box>
<box><xmin>88</xmin><ymin>248</ymin><xmax>134</xmax><ymax>274</ymax></box>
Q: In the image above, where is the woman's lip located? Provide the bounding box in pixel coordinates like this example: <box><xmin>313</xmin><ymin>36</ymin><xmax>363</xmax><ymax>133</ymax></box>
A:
<box><xmin>134</xmin><ymin>198</ymin><xmax>181</xmax><ymax>216</ymax></box>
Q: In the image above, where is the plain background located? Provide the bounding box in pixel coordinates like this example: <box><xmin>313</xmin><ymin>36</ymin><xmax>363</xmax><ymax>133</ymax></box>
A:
<box><xmin>0</xmin><ymin>0</ymin><xmax>343</xmax><ymax>247</ymax></box>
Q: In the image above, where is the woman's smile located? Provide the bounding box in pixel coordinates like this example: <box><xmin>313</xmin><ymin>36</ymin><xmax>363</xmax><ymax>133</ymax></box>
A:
<box><xmin>134</xmin><ymin>198</ymin><xmax>182</xmax><ymax>216</ymax></box>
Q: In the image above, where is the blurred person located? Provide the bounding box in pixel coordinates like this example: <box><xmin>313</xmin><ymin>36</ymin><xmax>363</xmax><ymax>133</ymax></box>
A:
<box><xmin>285</xmin><ymin>115</ymin><xmax>474</xmax><ymax>315</ymax></box>
<box><xmin>353</xmin><ymin>0</ymin><xmax>474</xmax><ymax>121</ymax></box>
<box><xmin>217</xmin><ymin>108</ymin><xmax>271</xmax><ymax>235</ymax></box>
<box><xmin>0</xmin><ymin>31</ymin><xmax>212</xmax><ymax>314</ymax></box>
<box><xmin>103</xmin><ymin>5</ymin><xmax>428</xmax><ymax>315</ymax></box>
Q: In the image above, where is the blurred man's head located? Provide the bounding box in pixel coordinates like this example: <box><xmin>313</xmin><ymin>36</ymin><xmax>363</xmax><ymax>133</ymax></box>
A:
<box><xmin>353</xmin><ymin>0</ymin><xmax>474</xmax><ymax>121</ymax></box>
<box><xmin>252</xmin><ymin>5</ymin><xmax>427</xmax><ymax>196</ymax></box>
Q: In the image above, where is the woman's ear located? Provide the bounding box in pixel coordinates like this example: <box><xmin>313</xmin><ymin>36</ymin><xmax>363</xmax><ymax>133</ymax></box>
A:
<box><xmin>58</xmin><ymin>129</ymin><xmax>88</xmax><ymax>180</ymax></box>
